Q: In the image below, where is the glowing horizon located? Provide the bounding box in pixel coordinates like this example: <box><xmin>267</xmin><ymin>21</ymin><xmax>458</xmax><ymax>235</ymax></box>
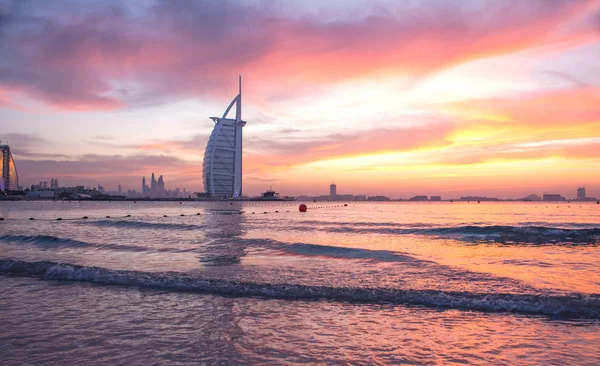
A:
<box><xmin>1</xmin><ymin>0</ymin><xmax>599</xmax><ymax>199</ymax></box>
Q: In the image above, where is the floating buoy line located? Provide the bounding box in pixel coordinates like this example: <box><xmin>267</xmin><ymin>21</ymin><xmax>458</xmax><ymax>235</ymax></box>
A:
<box><xmin>0</xmin><ymin>204</ymin><xmax>350</xmax><ymax>222</ymax></box>
<box><xmin>0</xmin><ymin>200</ymin><xmax>596</xmax><ymax>221</ymax></box>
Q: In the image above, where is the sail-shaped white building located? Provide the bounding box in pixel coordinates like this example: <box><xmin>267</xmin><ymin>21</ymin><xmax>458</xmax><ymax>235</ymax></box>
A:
<box><xmin>0</xmin><ymin>144</ymin><xmax>19</xmax><ymax>191</ymax></box>
<box><xmin>202</xmin><ymin>77</ymin><xmax>246</xmax><ymax>198</ymax></box>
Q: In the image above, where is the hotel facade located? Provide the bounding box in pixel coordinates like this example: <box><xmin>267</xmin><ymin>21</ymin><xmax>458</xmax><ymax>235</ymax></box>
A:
<box><xmin>0</xmin><ymin>144</ymin><xmax>19</xmax><ymax>191</ymax></box>
<box><xmin>202</xmin><ymin>77</ymin><xmax>246</xmax><ymax>198</ymax></box>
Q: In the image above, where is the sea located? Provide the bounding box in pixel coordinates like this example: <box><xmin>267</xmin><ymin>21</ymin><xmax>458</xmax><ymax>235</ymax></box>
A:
<box><xmin>0</xmin><ymin>200</ymin><xmax>599</xmax><ymax>365</ymax></box>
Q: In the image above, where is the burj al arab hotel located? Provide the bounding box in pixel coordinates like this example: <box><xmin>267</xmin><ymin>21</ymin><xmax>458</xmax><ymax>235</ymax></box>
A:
<box><xmin>202</xmin><ymin>77</ymin><xmax>247</xmax><ymax>198</ymax></box>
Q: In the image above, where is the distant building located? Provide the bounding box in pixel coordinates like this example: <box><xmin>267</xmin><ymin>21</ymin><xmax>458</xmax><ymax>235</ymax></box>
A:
<box><xmin>333</xmin><ymin>194</ymin><xmax>354</xmax><ymax>201</ymax></box>
<box><xmin>460</xmin><ymin>196</ymin><xmax>500</xmax><ymax>202</ymax></box>
<box><xmin>142</xmin><ymin>176</ymin><xmax>148</xmax><ymax>197</ymax></box>
<box><xmin>203</xmin><ymin>77</ymin><xmax>245</xmax><ymax>198</ymax></box>
<box><xmin>430</xmin><ymin>196</ymin><xmax>442</xmax><ymax>201</ymax></box>
<box><xmin>367</xmin><ymin>195</ymin><xmax>390</xmax><ymax>201</ymax></box>
<box><xmin>543</xmin><ymin>194</ymin><xmax>565</xmax><ymax>201</ymax></box>
<box><xmin>577</xmin><ymin>187</ymin><xmax>586</xmax><ymax>200</ymax></box>
<box><xmin>409</xmin><ymin>195</ymin><xmax>428</xmax><ymax>201</ymax></box>
<box><xmin>26</xmin><ymin>191</ymin><xmax>56</xmax><ymax>199</ymax></box>
<box><xmin>0</xmin><ymin>144</ymin><xmax>19</xmax><ymax>191</ymax></box>
<box><xmin>523</xmin><ymin>194</ymin><xmax>541</xmax><ymax>201</ymax></box>
<box><xmin>50</xmin><ymin>177</ymin><xmax>59</xmax><ymax>190</ymax></box>
<box><xmin>330</xmin><ymin>184</ymin><xmax>337</xmax><ymax>198</ymax></box>
<box><xmin>70</xmin><ymin>193</ymin><xmax>92</xmax><ymax>199</ymax></box>
<box><xmin>157</xmin><ymin>175</ymin><xmax>165</xmax><ymax>197</ymax></box>
<box><xmin>354</xmin><ymin>195</ymin><xmax>367</xmax><ymax>201</ymax></box>
<box><xmin>151</xmin><ymin>173</ymin><xmax>156</xmax><ymax>197</ymax></box>
<box><xmin>118</xmin><ymin>184</ymin><xmax>122</xmax><ymax>195</ymax></box>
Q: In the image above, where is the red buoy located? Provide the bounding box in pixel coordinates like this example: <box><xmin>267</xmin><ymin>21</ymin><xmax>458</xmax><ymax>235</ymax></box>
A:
<box><xmin>299</xmin><ymin>204</ymin><xmax>307</xmax><ymax>212</ymax></box>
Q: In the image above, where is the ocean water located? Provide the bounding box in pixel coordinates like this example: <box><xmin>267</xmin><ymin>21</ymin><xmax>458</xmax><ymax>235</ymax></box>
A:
<box><xmin>0</xmin><ymin>200</ymin><xmax>599</xmax><ymax>365</ymax></box>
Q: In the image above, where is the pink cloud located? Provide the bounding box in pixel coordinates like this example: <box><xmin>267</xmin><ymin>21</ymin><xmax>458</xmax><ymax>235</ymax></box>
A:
<box><xmin>1</xmin><ymin>0</ymin><xmax>598</xmax><ymax>111</ymax></box>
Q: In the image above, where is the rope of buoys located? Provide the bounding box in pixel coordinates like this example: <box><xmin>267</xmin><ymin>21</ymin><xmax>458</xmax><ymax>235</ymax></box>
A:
<box><xmin>1</xmin><ymin>202</ymin><xmax>352</xmax><ymax>222</ymax></box>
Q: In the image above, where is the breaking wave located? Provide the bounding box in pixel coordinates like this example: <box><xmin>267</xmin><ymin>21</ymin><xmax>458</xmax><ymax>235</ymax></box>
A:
<box><xmin>1</xmin><ymin>259</ymin><xmax>599</xmax><ymax>319</ymax></box>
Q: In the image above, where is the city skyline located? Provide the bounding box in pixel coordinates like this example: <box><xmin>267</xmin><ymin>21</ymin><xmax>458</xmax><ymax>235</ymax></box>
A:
<box><xmin>15</xmin><ymin>171</ymin><xmax>599</xmax><ymax>201</ymax></box>
<box><xmin>1</xmin><ymin>1</ymin><xmax>599</xmax><ymax>198</ymax></box>
<box><xmin>3</xmin><ymin>144</ymin><xmax>600</xmax><ymax>200</ymax></box>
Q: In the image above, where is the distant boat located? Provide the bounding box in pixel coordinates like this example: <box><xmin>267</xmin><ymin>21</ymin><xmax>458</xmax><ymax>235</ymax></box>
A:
<box><xmin>250</xmin><ymin>187</ymin><xmax>295</xmax><ymax>201</ymax></box>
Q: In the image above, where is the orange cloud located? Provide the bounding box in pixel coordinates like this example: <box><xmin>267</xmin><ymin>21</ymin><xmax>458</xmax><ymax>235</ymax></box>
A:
<box><xmin>447</xmin><ymin>86</ymin><xmax>600</xmax><ymax>128</ymax></box>
<box><xmin>242</xmin><ymin>123</ymin><xmax>456</xmax><ymax>174</ymax></box>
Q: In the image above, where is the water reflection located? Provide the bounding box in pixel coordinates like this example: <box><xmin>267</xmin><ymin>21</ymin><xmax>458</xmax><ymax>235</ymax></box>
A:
<box><xmin>198</xmin><ymin>209</ymin><xmax>247</xmax><ymax>266</ymax></box>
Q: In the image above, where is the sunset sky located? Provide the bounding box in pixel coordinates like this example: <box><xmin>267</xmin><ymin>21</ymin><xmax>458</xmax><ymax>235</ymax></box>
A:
<box><xmin>1</xmin><ymin>0</ymin><xmax>599</xmax><ymax>198</ymax></box>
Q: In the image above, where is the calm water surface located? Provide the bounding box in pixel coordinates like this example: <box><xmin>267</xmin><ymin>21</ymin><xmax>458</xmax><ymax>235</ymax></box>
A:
<box><xmin>1</xmin><ymin>201</ymin><xmax>599</xmax><ymax>364</ymax></box>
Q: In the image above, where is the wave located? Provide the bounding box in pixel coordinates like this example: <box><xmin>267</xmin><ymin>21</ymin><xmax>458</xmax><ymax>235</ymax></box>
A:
<box><xmin>0</xmin><ymin>234</ymin><xmax>419</xmax><ymax>262</ymax></box>
<box><xmin>217</xmin><ymin>238</ymin><xmax>424</xmax><ymax>263</ymax></box>
<box><xmin>0</xmin><ymin>235</ymin><xmax>192</xmax><ymax>253</ymax></box>
<box><xmin>274</xmin><ymin>242</ymin><xmax>419</xmax><ymax>263</ymax></box>
<box><xmin>299</xmin><ymin>220</ymin><xmax>438</xmax><ymax>228</ymax></box>
<box><xmin>289</xmin><ymin>224</ymin><xmax>600</xmax><ymax>245</ymax></box>
<box><xmin>420</xmin><ymin>225</ymin><xmax>600</xmax><ymax>245</ymax></box>
<box><xmin>84</xmin><ymin>220</ymin><xmax>204</xmax><ymax>231</ymax></box>
<box><xmin>1</xmin><ymin>259</ymin><xmax>599</xmax><ymax>319</ymax></box>
<box><xmin>0</xmin><ymin>235</ymin><xmax>88</xmax><ymax>248</ymax></box>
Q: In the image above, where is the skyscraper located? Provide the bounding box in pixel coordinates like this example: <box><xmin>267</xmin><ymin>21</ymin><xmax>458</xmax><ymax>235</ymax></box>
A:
<box><xmin>50</xmin><ymin>177</ymin><xmax>59</xmax><ymax>190</ymax></box>
<box><xmin>577</xmin><ymin>187</ymin><xmax>586</xmax><ymax>200</ymax></box>
<box><xmin>203</xmin><ymin>76</ymin><xmax>246</xmax><ymax>198</ymax></box>
<box><xmin>157</xmin><ymin>175</ymin><xmax>165</xmax><ymax>197</ymax></box>
<box><xmin>151</xmin><ymin>173</ymin><xmax>156</xmax><ymax>197</ymax></box>
<box><xmin>0</xmin><ymin>144</ymin><xmax>19</xmax><ymax>191</ymax></box>
<box><xmin>330</xmin><ymin>183</ymin><xmax>337</xmax><ymax>198</ymax></box>
<box><xmin>142</xmin><ymin>176</ymin><xmax>148</xmax><ymax>196</ymax></box>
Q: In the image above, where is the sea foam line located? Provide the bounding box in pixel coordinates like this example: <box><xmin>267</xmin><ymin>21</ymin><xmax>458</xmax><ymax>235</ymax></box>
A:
<box><xmin>1</xmin><ymin>259</ymin><xmax>599</xmax><ymax>319</ymax></box>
